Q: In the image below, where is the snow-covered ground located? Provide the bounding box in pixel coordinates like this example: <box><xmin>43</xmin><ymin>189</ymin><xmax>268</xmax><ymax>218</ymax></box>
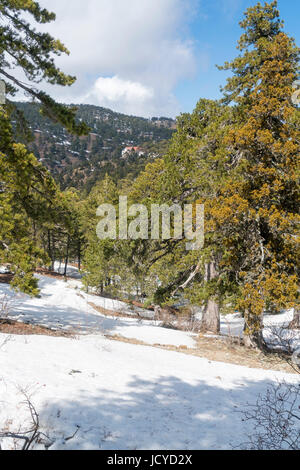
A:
<box><xmin>51</xmin><ymin>262</ymin><xmax>300</xmax><ymax>351</ymax></box>
<box><xmin>0</xmin><ymin>275</ymin><xmax>197</xmax><ymax>348</ymax></box>
<box><xmin>3</xmin><ymin>271</ymin><xmax>299</xmax><ymax>350</ymax></box>
<box><xmin>221</xmin><ymin>311</ymin><xmax>300</xmax><ymax>352</ymax></box>
<box><xmin>52</xmin><ymin>261</ymin><xmax>82</xmax><ymax>279</ymax></box>
<box><xmin>0</xmin><ymin>273</ymin><xmax>299</xmax><ymax>450</ymax></box>
<box><xmin>0</xmin><ymin>332</ymin><xmax>298</xmax><ymax>450</ymax></box>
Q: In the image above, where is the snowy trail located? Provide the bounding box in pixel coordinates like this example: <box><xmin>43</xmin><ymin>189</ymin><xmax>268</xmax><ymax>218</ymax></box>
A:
<box><xmin>1</xmin><ymin>275</ymin><xmax>197</xmax><ymax>348</ymax></box>
<box><xmin>3</xmin><ymin>273</ymin><xmax>299</xmax><ymax>351</ymax></box>
<box><xmin>1</xmin><ymin>272</ymin><xmax>300</xmax><ymax>351</ymax></box>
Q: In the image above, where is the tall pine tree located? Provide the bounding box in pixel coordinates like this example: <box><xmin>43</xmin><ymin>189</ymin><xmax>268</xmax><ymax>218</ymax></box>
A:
<box><xmin>211</xmin><ymin>1</ymin><xmax>300</xmax><ymax>348</ymax></box>
<box><xmin>0</xmin><ymin>1</ymin><xmax>89</xmax><ymax>294</ymax></box>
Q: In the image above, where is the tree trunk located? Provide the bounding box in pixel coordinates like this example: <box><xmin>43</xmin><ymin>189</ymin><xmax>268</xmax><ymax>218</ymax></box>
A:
<box><xmin>47</xmin><ymin>230</ymin><xmax>51</xmax><ymax>269</ymax></box>
<box><xmin>51</xmin><ymin>231</ymin><xmax>55</xmax><ymax>271</ymax></box>
<box><xmin>243</xmin><ymin>310</ymin><xmax>266</xmax><ymax>350</ymax></box>
<box><xmin>48</xmin><ymin>230</ymin><xmax>55</xmax><ymax>271</ymax></box>
<box><xmin>201</xmin><ymin>299</ymin><xmax>220</xmax><ymax>334</ymax></box>
<box><xmin>77</xmin><ymin>240</ymin><xmax>81</xmax><ymax>271</ymax></box>
<box><xmin>64</xmin><ymin>235</ymin><xmax>70</xmax><ymax>277</ymax></box>
<box><xmin>33</xmin><ymin>221</ymin><xmax>37</xmax><ymax>245</ymax></box>
<box><xmin>289</xmin><ymin>308</ymin><xmax>300</xmax><ymax>330</ymax></box>
<box><xmin>201</xmin><ymin>262</ymin><xmax>220</xmax><ymax>334</ymax></box>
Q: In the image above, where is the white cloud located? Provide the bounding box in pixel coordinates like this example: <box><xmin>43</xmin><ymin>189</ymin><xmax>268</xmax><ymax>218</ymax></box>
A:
<box><xmin>93</xmin><ymin>76</ymin><xmax>153</xmax><ymax>103</ymax></box>
<box><xmin>33</xmin><ymin>0</ymin><xmax>199</xmax><ymax>117</ymax></box>
<box><xmin>85</xmin><ymin>76</ymin><xmax>154</xmax><ymax>115</ymax></box>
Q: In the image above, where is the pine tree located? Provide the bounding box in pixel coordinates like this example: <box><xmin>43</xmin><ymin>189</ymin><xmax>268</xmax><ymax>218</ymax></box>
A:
<box><xmin>0</xmin><ymin>0</ymin><xmax>89</xmax><ymax>134</ymax></box>
<box><xmin>122</xmin><ymin>2</ymin><xmax>299</xmax><ymax>346</ymax></box>
<box><xmin>211</xmin><ymin>1</ymin><xmax>300</xmax><ymax>348</ymax></box>
<box><xmin>81</xmin><ymin>175</ymin><xmax>119</xmax><ymax>294</ymax></box>
<box><xmin>128</xmin><ymin>99</ymin><xmax>233</xmax><ymax>328</ymax></box>
<box><xmin>0</xmin><ymin>1</ymin><xmax>89</xmax><ymax>294</ymax></box>
<box><xmin>0</xmin><ymin>107</ymin><xmax>57</xmax><ymax>294</ymax></box>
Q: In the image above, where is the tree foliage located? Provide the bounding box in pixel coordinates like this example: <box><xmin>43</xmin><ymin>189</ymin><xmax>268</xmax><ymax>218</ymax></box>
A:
<box><xmin>0</xmin><ymin>0</ymin><xmax>89</xmax><ymax>134</ymax></box>
<box><xmin>0</xmin><ymin>0</ymin><xmax>88</xmax><ymax>294</ymax></box>
<box><xmin>84</xmin><ymin>2</ymin><xmax>299</xmax><ymax>348</ymax></box>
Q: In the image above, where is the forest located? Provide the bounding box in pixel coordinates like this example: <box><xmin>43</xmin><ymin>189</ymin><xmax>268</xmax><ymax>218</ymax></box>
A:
<box><xmin>13</xmin><ymin>101</ymin><xmax>175</xmax><ymax>192</ymax></box>
<box><xmin>0</xmin><ymin>0</ymin><xmax>299</xmax><ymax>452</ymax></box>
<box><xmin>0</xmin><ymin>0</ymin><xmax>299</xmax><ymax>350</ymax></box>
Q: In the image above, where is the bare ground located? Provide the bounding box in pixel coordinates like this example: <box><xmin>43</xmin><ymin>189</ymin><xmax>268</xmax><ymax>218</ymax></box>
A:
<box><xmin>0</xmin><ymin>319</ymin><xmax>74</xmax><ymax>338</ymax></box>
<box><xmin>0</xmin><ymin>316</ymin><xmax>296</xmax><ymax>373</ymax></box>
<box><xmin>88</xmin><ymin>302</ymin><xmax>146</xmax><ymax>320</ymax></box>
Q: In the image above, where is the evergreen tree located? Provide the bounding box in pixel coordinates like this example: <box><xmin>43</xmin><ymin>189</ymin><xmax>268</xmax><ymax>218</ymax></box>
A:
<box><xmin>0</xmin><ymin>107</ymin><xmax>57</xmax><ymax>294</ymax></box>
<box><xmin>211</xmin><ymin>1</ymin><xmax>300</xmax><ymax>348</ymax></box>
<box><xmin>128</xmin><ymin>99</ymin><xmax>233</xmax><ymax>325</ymax></box>
<box><xmin>81</xmin><ymin>175</ymin><xmax>120</xmax><ymax>294</ymax></box>
<box><xmin>0</xmin><ymin>0</ymin><xmax>88</xmax><ymax>134</ymax></box>
<box><xmin>0</xmin><ymin>0</ymin><xmax>89</xmax><ymax>294</ymax></box>
<box><xmin>119</xmin><ymin>1</ymin><xmax>299</xmax><ymax>347</ymax></box>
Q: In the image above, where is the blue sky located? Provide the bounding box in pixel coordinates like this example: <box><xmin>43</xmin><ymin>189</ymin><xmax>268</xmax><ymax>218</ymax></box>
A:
<box><xmin>37</xmin><ymin>0</ymin><xmax>299</xmax><ymax>118</ymax></box>
<box><xmin>176</xmin><ymin>0</ymin><xmax>300</xmax><ymax>114</ymax></box>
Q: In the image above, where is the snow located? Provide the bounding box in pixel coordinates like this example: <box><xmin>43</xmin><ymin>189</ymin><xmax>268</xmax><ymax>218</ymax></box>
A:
<box><xmin>0</xmin><ymin>274</ymin><xmax>196</xmax><ymax>348</ymax></box>
<box><xmin>52</xmin><ymin>261</ymin><xmax>82</xmax><ymax>279</ymax></box>
<box><xmin>0</xmin><ymin>273</ymin><xmax>299</xmax><ymax>450</ymax></box>
<box><xmin>0</xmin><ymin>266</ymin><xmax>10</xmax><ymax>274</ymax></box>
<box><xmin>1</xmin><ymin>268</ymin><xmax>299</xmax><ymax>351</ymax></box>
<box><xmin>221</xmin><ymin>311</ymin><xmax>300</xmax><ymax>352</ymax></box>
<box><xmin>0</xmin><ymin>332</ymin><xmax>298</xmax><ymax>450</ymax></box>
<box><xmin>1</xmin><ymin>267</ymin><xmax>299</xmax><ymax>351</ymax></box>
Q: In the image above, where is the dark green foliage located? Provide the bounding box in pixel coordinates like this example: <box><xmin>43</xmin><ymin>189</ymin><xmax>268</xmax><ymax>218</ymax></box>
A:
<box><xmin>12</xmin><ymin>102</ymin><xmax>175</xmax><ymax>192</ymax></box>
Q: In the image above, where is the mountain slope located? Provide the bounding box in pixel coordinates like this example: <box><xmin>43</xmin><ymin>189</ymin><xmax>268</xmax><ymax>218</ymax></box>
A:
<box><xmin>14</xmin><ymin>102</ymin><xmax>176</xmax><ymax>192</ymax></box>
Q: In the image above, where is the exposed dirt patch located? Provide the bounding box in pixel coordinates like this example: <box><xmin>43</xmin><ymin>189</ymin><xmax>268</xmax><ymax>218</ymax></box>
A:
<box><xmin>0</xmin><ymin>273</ymin><xmax>14</xmax><ymax>284</ymax></box>
<box><xmin>122</xmin><ymin>298</ymin><xmax>155</xmax><ymax>310</ymax></box>
<box><xmin>105</xmin><ymin>333</ymin><xmax>298</xmax><ymax>374</ymax></box>
<box><xmin>0</xmin><ymin>319</ymin><xmax>74</xmax><ymax>338</ymax></box>
<box><xmin>88</xmin><ymin>302</ymin><xmax>145</xmax><ymax>320</ymax></box>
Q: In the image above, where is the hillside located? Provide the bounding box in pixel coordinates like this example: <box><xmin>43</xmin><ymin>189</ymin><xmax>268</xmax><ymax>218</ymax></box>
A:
<box><xmin>13</xmin><ymin>102</ymin><xmax>176</xmax><ymax>192</ymax></box>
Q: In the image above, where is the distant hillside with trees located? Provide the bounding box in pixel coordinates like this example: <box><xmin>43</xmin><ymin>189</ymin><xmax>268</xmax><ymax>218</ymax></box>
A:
<box><xmin>13</xmin><ymin>102</ymin><xmax>176</xmax><ymax>193</ymax></box>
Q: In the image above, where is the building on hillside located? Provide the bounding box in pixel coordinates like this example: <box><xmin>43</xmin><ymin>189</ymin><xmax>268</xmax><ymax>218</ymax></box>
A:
<box><xmin>121</xmin><ymin>146</ymin><xmax>145</xmax><ymax>158</ymax></box>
